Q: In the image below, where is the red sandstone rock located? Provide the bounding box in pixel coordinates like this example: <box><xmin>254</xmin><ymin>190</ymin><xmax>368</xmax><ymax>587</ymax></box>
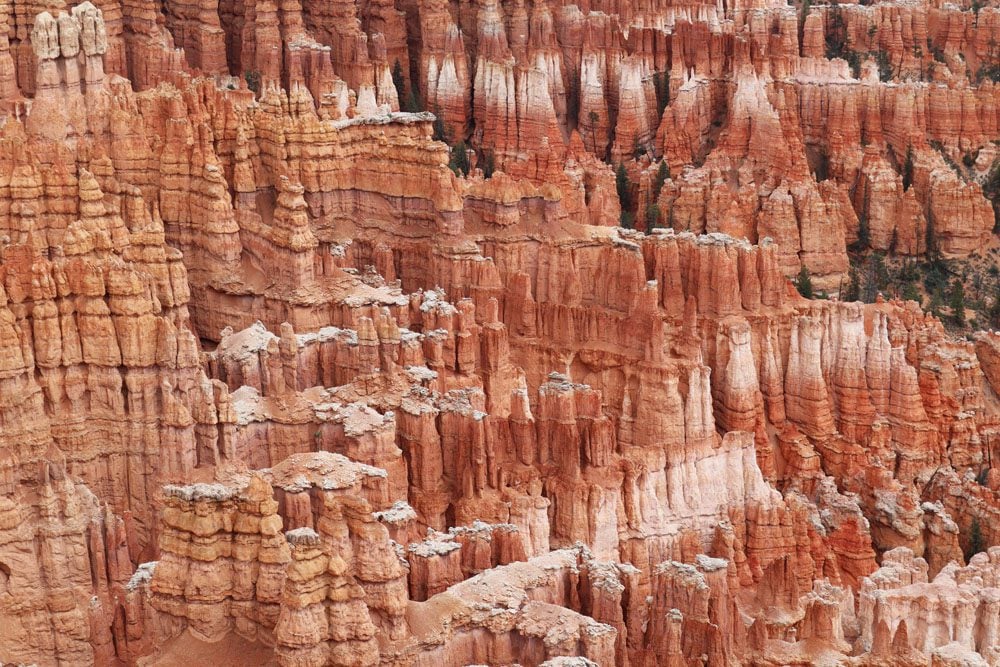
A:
<box><xmin>857</xmin><ymin>547</ymin><xmax>1000</xmax><ymax>665</ymax></box>
<box><xmin>0</xmin><ymin>0</ymin><xmax>998</xmax><ymax>664</ymax></box>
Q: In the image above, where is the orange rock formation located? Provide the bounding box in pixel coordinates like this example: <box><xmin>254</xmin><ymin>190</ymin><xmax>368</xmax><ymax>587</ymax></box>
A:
<box><xmin>0</xmin><ymin>0</ymin><xmax>997</xmax><ymax>664</ymax></box>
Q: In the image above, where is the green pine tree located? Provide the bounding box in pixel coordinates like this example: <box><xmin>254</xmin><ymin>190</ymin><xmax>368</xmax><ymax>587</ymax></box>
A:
<box><xmin>950</xmin><ymin>279</ymin><xmax>966</xmax><ymax>327</ymax></box>
<box><xmin>480</xmin><ymin>150</ymin><xmax>496</xmax><ymax>179</ymax></box>
<box><xmin>244</xmin><ymin>70</ymin><xmax>261</xmax><ymax>95</ymax></box>
<box><xmin>798</xmin><ymin>0</ymin><xmax>812</xmax><ymax>51</ymax></box>
<box><xmin>587</xmin><ymin>110</ymin><xmax>601</xmax><ymax>151</ymax></box>
<box><xmin>844</xmin><ymin>265</ymin><xmax>861</xmax><ymax>302</ymax></box>
<box><xmin>653</xmin><ymin>161</ymin><xmax>670</xmax><ymax>200</ymax></box>
<box><xmin>448</xmin><ymin>141</ymin><xmax>471</xmax><ymax>177</ymax></box>
<box><xmin>902</xmin><ymin>144</ymin><xmax>915</xmax><ymax>191</ymax></box>
<box><xmin>403</xmin><ymin>77</ymin><xmax>423</xmax><ymax>113</ymax></box>
<box><xmin>824</xmin><ymin>6</ymin><xmax>849</xmax><ymax>61</ymax></box>
<box><xmin>989</xmin><ymin>296</ymin><xmax>1000</xmax><ymax>328</ymax></box>
<box><xmin>983</xmin><ymin>159</ymin><xmax>1000</xmax><ymax>232</ymax></box>
<box><xmin>925</xmin><ymin>215</ymin><xmax>939</xmax><ymax>261</ymax></box>
<box><xmin>853</xmin><ymin>215</ymin><xmax>870</xmax><ymax>252</ymax></box>
<box><xmin>966</xmin><ymin>516</ymin><xmax>984</xmax><ymax>561</ymax></box>
<box><xmin>654</xmin><ymin>71</ymin><xmax>670</xmax><ymax>117</ymax></box>
<box><xmin>616</xmin><ymin>163</ymin><xmax>633</xmax><ymax>227</ymax></box>
<box><xmin>391</xmin><ymin>60</ymin><xmax>406</xmax><ymax>103</ymax></box>
<box><xmin>796</xmin><ymin>265</ymin><xmax>814</xmax><ymax>299</ymax></box>
<box><xmin>875</xmin><ymin>49</ymin><xmax>893</xmax><ymax>82</ymax></box>
<box><xmin>432</xmin><ymin>105</ymin><xmax>449</xmax><ymax>142</ymax></box>
<box><xmin>900</xmin><ymin>280</ymin><xmax>920</xmax><ymax>303</ymax></box>
<box><xmin>646</xmin><ymin>203</ymin><xmax>661</xmax><ymax>230</ymax></box>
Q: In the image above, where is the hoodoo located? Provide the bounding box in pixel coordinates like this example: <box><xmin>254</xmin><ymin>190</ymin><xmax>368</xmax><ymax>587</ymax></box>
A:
<box><xmin>0</xmin><ymin>0</ymin><xmax>998</xmax><ymax>664</ymax></box>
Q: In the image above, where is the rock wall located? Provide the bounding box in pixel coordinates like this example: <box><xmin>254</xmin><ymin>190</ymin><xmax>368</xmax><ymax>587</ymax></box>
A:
<box><xmin>0</xmin><ymin>0</ymin><xmax>998</xmax><ymax>664</ymax></box>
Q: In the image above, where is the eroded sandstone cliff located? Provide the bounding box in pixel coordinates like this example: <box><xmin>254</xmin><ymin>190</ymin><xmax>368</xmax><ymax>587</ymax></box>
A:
<box><xmin>0</xmin><ymin>0</ymin><xmax>997</xmax><ymax>664</ymax></box>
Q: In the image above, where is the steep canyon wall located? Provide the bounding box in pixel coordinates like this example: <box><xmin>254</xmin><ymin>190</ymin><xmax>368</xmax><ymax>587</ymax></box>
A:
<box><xmin>0</xmin><ymin>0</ymin><xmax>997</xmax><ymax>664</ymax></box>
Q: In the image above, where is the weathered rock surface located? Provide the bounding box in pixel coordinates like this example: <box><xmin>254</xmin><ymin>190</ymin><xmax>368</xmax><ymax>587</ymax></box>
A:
<box><xmin>857</xmin><ymin>547</ymin><xmax>1000</xmax><ymax>665</ymax></box>
<box><xmin>0</xmin><ymin>0</ymin><xmax>998</xmax><ymax>664</ymax></box>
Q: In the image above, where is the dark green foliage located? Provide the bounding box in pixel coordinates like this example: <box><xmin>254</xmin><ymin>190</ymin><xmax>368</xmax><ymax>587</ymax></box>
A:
<box><xmin>654</xmin><ymin>71</ymin><xmax>670</xmax><ymax>117</ymax></box>
<box><xmin>970</xmin><ymin>260</ymin><xmax>986</xmax><ymax>300</ymax></box>
<box><xmin>620</xmin><ymin>212</ymin><xmax>635</xmax><ymax>229</ymax></box>
<box><xmin>897</xmin><ymin>257</ymin><xmax>921</xmax><ymax>283</ymax></box>
<box><xmin>566</xmin><ymin>73</ymin><xmax>580</xmax><ymax>130</ymax></box>
<box><xmin>448</xmin><ymin>141</ymin><xmax>471</xmax><ymax>177</ymax></box>
<box><xmin>586</xmin><ymin>110</ymin><xmax>601</xmax><ymax>151</ymax></box>
<box><xmin>405</xmin><ymin>89</ymin><xmax>423</xmax><ymax>113</ymax></box>
<box><xmin>844</xmin><ymin>50</ymin><xmax>862</xmax><ymax>78</ymax></box>
<box><xmin>895</xmin><ymin>259</ymin><xmax>922</xmax><ymax>306</ymax></box>
<box><xmin>926</xmin><ymin>36</ymin><xmax>945</xmax><ymax>68</ymax></box>
<box><xmin>433</xmin><ymin>116</ymin><xmax>448</xmax><ymax>142</ymax></box>
<box><xmin>403</xmin><ymin>77</ymin><xmax>424</xmax><ymax>113</ymax></box>
<box><xmin>813</xmin><ymin>148</ymin><xmax>831</xmax><ymax>181</ymax></box>
<box><xmin>799</xmin><ymin>0</ymin><xmax>812</xmax><ymax>50</ymax></box>
<box><xmin>646</xmin><ymin>163</ymin><xmax>671</xmax><ymax>228</ymax></box>
<box><xmin>823</xmin><ymin>10</ymin><xmax>889</xmax><ymax>80</ymax></box>
<box><xmin>825</xmin><ymin>6</ymin><xmax>850</xmax><ymax>61</ymax></box>
<box><xmin>888</xmin><ymin>250</ymin><xmax>986</xmax><ymax>333</ymax></box>
<box><xmin>616</xmin><ymin>163</ymin><xmax>633</xmax><ymax>216</ymax></box>
<box><xmin>929</xmin><ymin>42</ymin><xmax>946</xmax><ymax>63</ymax></box>
<box><xmin>921</xmin><ymin>256</ymin><xmax>949</xmax><ymax>299</ymax></box>
<box><xmin>950</xmin><ymin>279</ymin><xmax>966</xmax><ymax>326</ymax></box>
<box><xmin>796</xmin><ymin>265</ymin><xmax>814</xmax><ymax>299</ymax></box>
<box><xmin>930</xmin><ymin>140</ymin><xmax>962</xmax><ymax>177</ymax></box>
<box><xmin>852</xmin><ymin>215</ymin><xmax>870</xmax><ymax>252</ymax></box>
<box><xmin>480</xmin><ymin>150</ymin><xmax>496</xmax><ymax>179</ymax></box>
<box><xmin>653</xmin><ymin>161</ymin><xmax>670</xmax><ymax>200</ymax></box>
<box><xmin>844</xmin><ymin>265</ymin><xmax>861</xmax><ymax>302</ymax></box>
<box><xmin>858</xmin><ymin>252</ymin><xmax>890</xmax><ymax>303</ymax></box>
<box><xmin>633</xmin><ymin>138</ymin><xmax>647</xmax><ymax>160</ymax></box>
<box><xmin>391</xmin><ymin>60</ymin><xmax>406</xmax><ymax>103</ymax></box>
<box><xmin>963</xmin><ymin>151</ymin><xmax>978</xmax><ymax>169</ymax></box>
<box><xmin>983</xmin><ymin>159</ymin><xmax>1000</xmax><ymax>232</ymax></box>
<box><xmin>925</xmin><ymin>212</ymin><xmax>939</xmax><ymax>261</ymax></box>
<box><xmin>958</xmin><ymin>254</ymin><xmax>1000</xmax><ymax>330</ymax></box>
<box><xmin>646</xmin><ymin>203</ymin><xmax>662</xmax><ymax>229</ymax></box>
<box><xmin>902</xmin><ymin>144</ymin><xmax>915</xmax><ymax>191</ymax></box>
<box><xmin>875</xmin><ymin>49</ymin><xmax>893</xmax><ymax>81</ymax></box>
<box><xmin>841</xmin><ymin>252</ymin><xmax>932</xmax><ymax>303</ymax></box>
<box><xmin>244</xmin><ymin>70</ymin><xmax>261</xmax><ymax>95</ymax></box>
<box><xmin>928</xmin><ymin>291</ymin><xmax>943</xmax><ymax>318</ymax></box>
<box><xmin>966</xmin><ymin>516</ymin><xmax>984</xmax><ymax>561</ymax></box>
<box><xmin>900</xmin><ymin>280</ymin><xmax>920</xmax><ymax>303</ymax></box>
<box><xmin>432</xmin><ymin>105</ymin><xmax>449</xmax><ymax>142</ymax></box>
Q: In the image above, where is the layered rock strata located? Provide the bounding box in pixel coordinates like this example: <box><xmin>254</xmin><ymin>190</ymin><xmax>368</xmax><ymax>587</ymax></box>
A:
<box><xmin>0</xmin><ymin>0</ymin><xmax>998</xmax><ymax>664</ymax></box>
